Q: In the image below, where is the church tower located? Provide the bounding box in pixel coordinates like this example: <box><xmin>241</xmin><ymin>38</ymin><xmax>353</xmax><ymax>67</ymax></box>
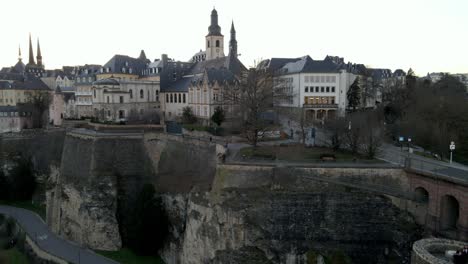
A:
<box><xmin>205</xmin><ymin>8</ymin><xmax>225</xmax><ymax>61</ymax></box>
<box><xmin>229</xmin><ymin>21</ymin><xmax>238</xmax><ymax>58</ymax></box>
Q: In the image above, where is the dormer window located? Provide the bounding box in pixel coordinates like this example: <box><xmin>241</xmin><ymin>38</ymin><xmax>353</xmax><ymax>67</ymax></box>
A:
<box><xmin>125</xmin><ymin>62</ymin><xmax>129</xmax><ymax>67</ymax></box>
<box><xmin>122</xmin><ymin>68</ymin><xmax>126</xmax><ymax>73</ymax></box>
<box><xmin>129</xmin><ymin>68</ymin><xmax>133</xmax><ymax>74</ymax></box>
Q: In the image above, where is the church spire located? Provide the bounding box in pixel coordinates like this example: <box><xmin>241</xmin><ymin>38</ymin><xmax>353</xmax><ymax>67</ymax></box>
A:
<box><xmin>28</xmin><ymin>33</ymin><xmax>35</xmax><ymax>65</ymax></box>
<box><xmin>36</xmin><ymin>38</ymin><xmax>43</xmax><ymax>67</ymax></box>
<box><xmin>18</xmin><ymin>45</ymin><xmax>22</xmax><ymax>61</ymax></box>
<box><xmin>208</xmin><ymin>8</ymin><xmax>222</xmax><ymax>36</ymax></box>
<box><xmin>229</xmin><ymin>20</ymin><xmax>238</xmax><ymax>58</ymax></box>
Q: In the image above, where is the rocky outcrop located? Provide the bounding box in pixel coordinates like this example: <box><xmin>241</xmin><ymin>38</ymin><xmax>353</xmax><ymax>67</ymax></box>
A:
<box><xmin>165</xmin><ymin>185</ymin><xmax>420</xmax><ymax>264</ymax></box>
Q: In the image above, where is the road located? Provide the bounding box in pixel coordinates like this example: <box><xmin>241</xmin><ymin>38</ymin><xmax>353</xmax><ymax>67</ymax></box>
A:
<box><xmin>377</xmin><ymin>142</ymin><xmax>468</xmax><ymax>182</ymax></box>
<box><xmin>0</xmin><ymin>205</ymin><xmax>117</xmax><ymax>264</ymax></box>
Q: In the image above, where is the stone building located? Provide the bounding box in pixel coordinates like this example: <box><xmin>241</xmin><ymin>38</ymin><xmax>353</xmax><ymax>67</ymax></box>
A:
<box><xmin>260</xmin><ymin>55</ymin><xmax>357</xmax><ymax>119</ymax></box>
<box><xmin>0</xmin><ymin>105</ymin><xmax>33</xmax><ymax>132</ymax></box>
<box><xmin>75</xmin><ymin>65</ymin><xmax>101</xmax><ymax>118</ymax></box>
<box><xmin>91</xmin><ymin>54</ymin><xmax>161</xmax><ymax>122</ymax></box>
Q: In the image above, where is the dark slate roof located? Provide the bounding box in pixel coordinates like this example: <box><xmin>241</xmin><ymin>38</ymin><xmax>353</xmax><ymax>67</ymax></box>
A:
<box><xmin>0</xmin><ymin>106</ymin><xmax>19</xmax><ymax>112</ymax></box>
<box><xmin>12</xmin><ymin>61</ymin><xmax>26</xmax><ymax>73</ymax></box>
<box><xmin>393</xmin><ymin>69</ymin><xmax>406</xmax><ymax>77</ymax></box>
<box><xmin>63</xmin><ymin>93</ymin><xmax>75</xmax><ymax>102</ymax></box>
<box><xmin>93</xmin><ymin>78</ymin><xmax>120</xmax><ymax>86</ymax></box>
<box><xmin>163</xmin><ymin>76</ymin><xmax>193</xmax><ymax>92</ymax></box>
<box><xmin>102</xmin><ymin>55</ymin><xmax>150</xmax><ymax>76</ymax></box>
<box><xmin>369</xmin><ymin>68</ymin><xmax>393</xmax><ymax>81</ymax></box>
<box><xmin>160</xmin><ymin>55</ymin><xmax>246</xmax><ymax>93</ymax></box>
<box><xmin>0</xmin><ymin>74</ymin><xmax>50</xmax><ymax>90</ymax></box>
<box><xmin>206</xmin><ymin>68</ymin><xmax>236</xmax><ymax>84</ymax></box>
<box><xmin>258</xmin><ymin>58</ymin><xmax>302</xmax><ymax>71</ymax></box>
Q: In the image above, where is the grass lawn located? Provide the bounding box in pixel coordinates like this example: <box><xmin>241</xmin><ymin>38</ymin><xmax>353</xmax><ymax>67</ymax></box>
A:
<box><xmin>240</xmin><ymin>145</ymin><xmax>382</xmax><ymax>163</ymax></box>
<box><xmin>0</xmin><ymin>248</ymin><xmax>29</xmax><ymax>264</ymax></box>
<box><xmin>97</xmin><ymin>248</ymin><xmax>165</xmax><ymax>264</ymax></box>
<box><xmin>0</xmin><ymin>200</ymin><xmax>46</xmax><ymax>220</ymax></box>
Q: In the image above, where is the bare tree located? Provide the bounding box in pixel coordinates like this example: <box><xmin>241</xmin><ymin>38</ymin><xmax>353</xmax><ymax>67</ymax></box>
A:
<box><xmin>324</xmin><ymin>117</ymin><xmax>347</xmax><ymax>151</ymax></box>
<box><xmin>222</xmin><ymin>68</ymin><xmax>292</xmax><ymax>146</ymax></box>
<box><xmin>27</xmin><ymin>91</ymin><xmax>52</xmax><ymax>128</ymax></box>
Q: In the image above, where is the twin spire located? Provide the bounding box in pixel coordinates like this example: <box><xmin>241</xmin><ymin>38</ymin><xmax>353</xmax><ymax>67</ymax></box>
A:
<box><xmin>26</xmin><ymin>33</ymin><xmax>42</xmax><ymax>67</ymax></box>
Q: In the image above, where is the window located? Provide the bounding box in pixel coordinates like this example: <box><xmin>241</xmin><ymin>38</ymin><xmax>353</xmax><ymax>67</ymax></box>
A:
<box><xmin>178</xmin><ymin>94</ymin><xmax>181</xmax><ymax>103</ymax></box>
<box><xmin>107</xmin><ymin>110</ymin><xmax>111</xmax><ymax>116</ymax></box>
<box><xmin>107</xmin><ymin>96</ymin><xmax>110</xmax><ymax>103</ymax></box>
<box><xmin>170</xmin><ymin>94</ymin><xmax>173</xmax><ymax>103</ymax></box>
<box><xmin>119</xmin><ymin>110</ymin><xmax>125</xmax><ymax>119</ymax></box>
<box><xmin>326</xmin><ymin>87</ymin><xmax>330</xmax><ymax>93</ymax></box>
<box><xmin>119</xmin><ymin>96</ymin><xmax>124</xmax><ymax>103</ymax></box>
<box><xmin>216</xmin><ymin>40</ymin><xmax>220</xmax><ymax>47</ymax></box>
<box><xmin>207</xmin><ymin>40</ymin><xmax>210</xmax><ymax>48</ymax></box>
<box><xmin>140</xmin><ymin>89</ymin><xmax>144</xmax><ymax>99</ymax></box>
<box><xmin>129</xmin><ymin>90</ymin><xmax>133</xmax><ymax>99</ymax></box>
<box><xmin>94</xmin><ymin>90</ymin><xmax>96</xmax><ymax>98</ymax></box>
<box><xmin>166</xmin><ymin>94</ymin><xmax>169</xmax><ymax>103</ymax></box>
<box><xmin>183</xmin><ymin>94</ymin><xmax>186</xmax><ymax>103</ymax></box>
<box><xmin>321</xmin><ymin>87</ymin><xmax>324</xmax><ymax>92</ymax></box>
<box><xmin>148</xmin><ymin>90</ymin><xmax>150</xmax><ymax>101</ymax></box>
<box><xmin>315</xmin><ymin>87</ymin><xmax>319</xmax><ymax>92</ymax></box>
<box><xmin>305</xmin><ymin>87</ymin><xmax>309</xmax><ymax>93</ymax></box>
<box><xmin>332</xmin><ymin>87</ymin><xmax>335</xmax><ymax>93</ymax></box>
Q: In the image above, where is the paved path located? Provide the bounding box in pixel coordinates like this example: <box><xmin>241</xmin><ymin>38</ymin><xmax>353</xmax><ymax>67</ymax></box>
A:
<box><xmin>0</xmin><ymin>205</ymin><xmax>117</xmax><ymax>264</ymax></box>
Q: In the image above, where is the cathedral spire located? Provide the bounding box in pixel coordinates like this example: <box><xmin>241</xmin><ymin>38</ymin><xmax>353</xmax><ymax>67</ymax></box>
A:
<box><xmin>18</xmin><ymin>45</ymin><xmax>22</xmax><ymax>61</ymax></box>
<box><xmin>229</xmin><ymin>20</ymin><xmax>238</xmax><ymax>58</ymax></box>
<box><xmin>37</xmin><ymin>38</ymin><xmax>43</xmax><ymax>67</ymax></box>
<box><xmin>28</xmin><ymin>33</ymin><xmax>35</xmax><ymax>65</ymax></box>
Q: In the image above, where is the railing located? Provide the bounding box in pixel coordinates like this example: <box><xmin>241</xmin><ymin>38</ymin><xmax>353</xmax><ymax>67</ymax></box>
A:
<box><xmin>406</xmin><ymin>157</ymin><xmax>468</xmax><ymax>185</ymax></box>
<box><xmin>302</xmin><ymin>104</ymin><xmax>338</xmax><ymax>109</ymax></box>
<box><xmin>75</xmin><ymin>91</ymin><xmax>92</xmax><ymax>96</ymax></box>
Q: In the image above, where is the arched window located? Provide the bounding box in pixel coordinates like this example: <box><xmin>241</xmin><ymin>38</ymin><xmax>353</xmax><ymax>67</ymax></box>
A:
<box><xmin>140</xmin><ymin>89</ymin><xmax>144</xmax><ymax>99</ymax></box>
<box><xmin>207</xmin><ymin>41</ymin><xmax>210</xmax><ymax>48</ymax></box>
<box><xmin>178</xmin><ymin>94</ymin><xmax>181</xmax><ymax>103</ymax></box>
<box><xmin>216</xmin><ymin>40</ymin><xmax>220</xmax><ymax>47</ymax></box>
<box><xmin>129</xmin><ymin>90</ymin><xmax>133</xmax><ymax>99</ymax></box>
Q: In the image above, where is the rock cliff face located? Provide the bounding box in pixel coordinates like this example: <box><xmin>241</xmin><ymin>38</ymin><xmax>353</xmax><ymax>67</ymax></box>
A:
<box><xmin>39</xmin><ymin>131</ymin><xmax>422</xmax><ymax>263</ymax></box>
<box><xmin>162</xmin><ymin>169</ymin><xmax>421</xmax><ymax>264</ymax></box>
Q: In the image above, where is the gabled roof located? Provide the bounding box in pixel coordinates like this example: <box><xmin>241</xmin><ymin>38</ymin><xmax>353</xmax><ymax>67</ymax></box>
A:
<box><xmin>102</xmin><ymin>54</ymin><xmax>150</xmax><ymax>76</ymax></box>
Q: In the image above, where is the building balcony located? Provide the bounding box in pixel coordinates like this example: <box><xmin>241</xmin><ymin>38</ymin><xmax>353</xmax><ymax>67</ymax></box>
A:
<box><xmin>76</xmin><ymin>102</ymin><xmax>93</xmax><ymax>106</ymax></box>
<box><xmin>75</xmin><ymin>91</ymin><xmax>93</xmax><ymax>96</ymax></box>
<box><xmin>303</xmin><ymin>103</ymin><xmax>338</xmax><ymax>109</ymax></box>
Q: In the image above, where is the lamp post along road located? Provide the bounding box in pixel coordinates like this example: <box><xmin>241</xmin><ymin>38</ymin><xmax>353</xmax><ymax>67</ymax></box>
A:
<box><xmin>450</xmin><ymin>141</ymin><xmax>455</xmax><ymax>164</ymax></box>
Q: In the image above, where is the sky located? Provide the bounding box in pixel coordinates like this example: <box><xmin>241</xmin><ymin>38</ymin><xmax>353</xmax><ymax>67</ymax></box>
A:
<box><xmin>1</xmin><ymin>0</ymin><xmax>467</xmax><ymax>76</ymax></box>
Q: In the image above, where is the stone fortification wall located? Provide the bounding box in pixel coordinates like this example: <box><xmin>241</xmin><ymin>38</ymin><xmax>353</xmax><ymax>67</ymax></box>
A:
<box><xmin>47</xmin><ymin>131</ymin><xmax>155</xmax><ymax>250</ymax></box>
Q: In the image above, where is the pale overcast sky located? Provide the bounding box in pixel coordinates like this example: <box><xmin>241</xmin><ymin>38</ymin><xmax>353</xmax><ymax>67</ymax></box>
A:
<box><xmin>1</xmin><ymin>0</ymin><xmax>467</xmax><ymax>76</ymax></box>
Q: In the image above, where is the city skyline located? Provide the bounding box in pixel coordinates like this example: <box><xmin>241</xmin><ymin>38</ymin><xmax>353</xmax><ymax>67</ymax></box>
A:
<box><xmin>1</xmin><ymin>0</ymin><xmax>467</xmax><ymax>76</ymax></box>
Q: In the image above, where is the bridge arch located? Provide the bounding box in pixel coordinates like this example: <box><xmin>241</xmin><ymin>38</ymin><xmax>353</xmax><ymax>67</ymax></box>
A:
<box><xmin>414</xmin><ymin>187</ymin><xmax>429</xmax><ymax>203</ymax></box>
<box><xmin>439</xmin><ymin>195</ymin><xmax>459</xmax><ymax>230</ymax></box>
